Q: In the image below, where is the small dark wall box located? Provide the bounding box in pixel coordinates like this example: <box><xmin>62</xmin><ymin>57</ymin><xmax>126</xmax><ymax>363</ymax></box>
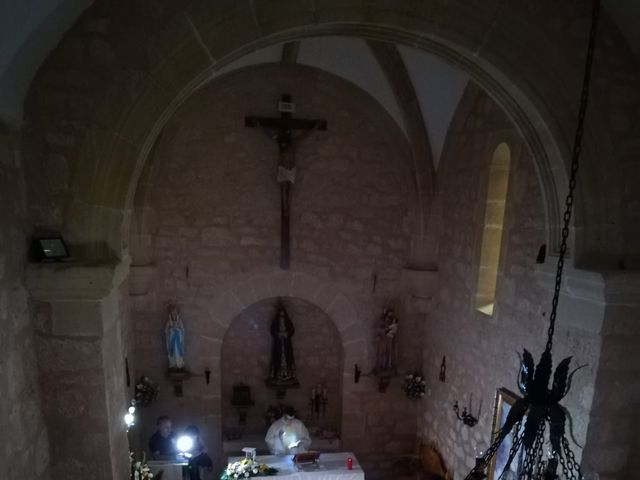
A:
<box><xmin>32</xmin><ymin>236</ymin><xmax>69</xmax><ymax>261</ymax></box>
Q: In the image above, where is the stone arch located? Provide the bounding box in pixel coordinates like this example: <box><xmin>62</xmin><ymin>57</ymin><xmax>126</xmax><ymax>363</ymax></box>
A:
<box><xmin>209</xmin><ymin>271</ymin><xmax>368</xmax><ymax>369</ymax></box>
<box><xmin>129</xmin><ymin>62</ymin><xmax>417</xmax><ymax>269</ymax></box>
<box><xmin>23</xmin><ymin>1</ymin><xmax>639</xmax><ymax>267</ymax></box>
<box><xmin>220</xmin><ymin>297</ymin><xmax>344</xmax><ymax>438</ymax></box>
<box><xmin>204</xmin><ymin>271</ymin><xmax>368</xmax><ymax>458</ymax></box>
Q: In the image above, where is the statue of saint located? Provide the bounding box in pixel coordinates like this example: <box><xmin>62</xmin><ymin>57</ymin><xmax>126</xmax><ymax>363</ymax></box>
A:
<box><xmin>375</xmin><ymin>308</ymin><xmax>399</xmax><ymax>373</ymax></box>
<box><xmin>165</xmin><ymin>305</ymin><xmax>185</xmax><ymax>370</ymax></box>
<box><xmin>267</xmin><ymin>304</ymin><xmax>298</xmax><ymax>387</ymax></box>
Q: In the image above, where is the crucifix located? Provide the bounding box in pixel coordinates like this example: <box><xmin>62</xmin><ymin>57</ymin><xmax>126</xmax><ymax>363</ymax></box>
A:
<box><xmin>245</xmin><ymin>94</ymin><xmax>327</xmax><ymax>269</ymax></box>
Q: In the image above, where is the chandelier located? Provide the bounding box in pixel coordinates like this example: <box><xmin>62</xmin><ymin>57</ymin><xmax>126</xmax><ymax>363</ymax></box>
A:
<box><xmin>464</xmin><ymin>1</ymin><xmax>600</xmax><ymax>479</ymax></box>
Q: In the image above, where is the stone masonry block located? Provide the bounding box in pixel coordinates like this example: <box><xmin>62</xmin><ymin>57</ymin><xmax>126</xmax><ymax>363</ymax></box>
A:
<box><xmin>268</xmin><ymin>271</ymin><xmax>294</xmax><ymax>298</ymax></box>
<box><xmin>50</xmin><ymin>300</ymin><xmax>103</xmax><ymax>336</ymax></box>
<box><xmin>290</xmin><ymin>272</ymin><xmax>323</xmax><ymax>301</ymax></box>
<box><xmin>312</xmin><ymin>283</ymin><xmax>340</xmax><ymax>312</ymax></box>
<box><xmin>328</xmin><ymin>295</ymin><xmax>359</xmax><ymax>331</ymax></box>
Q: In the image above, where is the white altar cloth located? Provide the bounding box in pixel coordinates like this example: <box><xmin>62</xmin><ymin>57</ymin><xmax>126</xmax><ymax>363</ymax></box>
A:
<box><xmin>228</xmin><ymin>452</ymin><xmax>364</xmax><ymax>480</ymax></box>
<box><xmin>147</xmin><ymin>459</ymin><xmax>188</xmax><ymax>480</ymax></box>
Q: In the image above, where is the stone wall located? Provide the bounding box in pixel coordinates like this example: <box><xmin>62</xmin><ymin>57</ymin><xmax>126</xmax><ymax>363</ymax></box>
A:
<box><xmin>420</xmin><ymin>85</ymin><xmax>602</xmax><ymax>478</ymax></box>
<box><xmin>221</xmin><ymin>298</ymin><xmax>342</xmax><ymax>437</ymax></box>
<box><xmin>20</xmin><ymin>0</ymin><xmax>640</xmax><ymax>269</ymax></box>
<box><xmin>129</xmin><ymin>64</ymin><xmax>419</xmax><ymax>478</ymax></box>
<box><xmin>104</xmin><ymin>281</ymin><xmax>133</xmax><ymax>479</ymax></box>
<box><xmin>28</xmin><ymin>261</ymin><xmax>131</xmax><ymax>480</ymax></box>
<box><xmin>5</xmin><ymin>2</ymin><xmax>640</xmax><ymax>479</ymax></box>
<box><xmin>0</xmin><ymin>125</ymin><xmax>50</xmax><ymax>479</ymax></box>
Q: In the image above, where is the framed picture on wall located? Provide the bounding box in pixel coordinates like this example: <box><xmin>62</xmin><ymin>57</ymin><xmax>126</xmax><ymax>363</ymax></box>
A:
<box><xmin>488</xmin><ymin>388</ymin><xmax>525</xmax><ymax>480</ymax></box>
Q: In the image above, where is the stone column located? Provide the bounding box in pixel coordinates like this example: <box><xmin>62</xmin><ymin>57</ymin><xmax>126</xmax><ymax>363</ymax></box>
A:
<box><xmin>535</xmin><ymin>265</ymin><xmax>640</xmax><ymax>479</ymax></box>
<box><xmin>581</xmin><ymin>272</ymin><xmax>640</xmax><ymax>480</ymax></box>
<box><xmin>27</xmin><ymin>260</ymin><xmax>131</xmax><ymax>480</ymax></box>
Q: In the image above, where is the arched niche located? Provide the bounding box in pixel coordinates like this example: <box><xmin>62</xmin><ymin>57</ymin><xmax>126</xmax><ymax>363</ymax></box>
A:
<box><xmin>221</xmin><ymin>297</ymin><xmax>343</xmax><ymax>441</ymax></box>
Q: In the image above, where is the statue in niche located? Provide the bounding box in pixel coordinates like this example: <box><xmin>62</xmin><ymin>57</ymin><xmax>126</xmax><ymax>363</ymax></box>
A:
<box><xmin>165</xmin><ymin>305</ymin><xmax>186</xmax><ymax>370</ymax></box>
<box><xmin>375</xmin><ymin>307</ymin><xmax>399</xmax><ymax>374</ymax></box>
<box><xmin>267</xmin><ymin>303</ymin><xmax>299</xmax><ymax>390</ymax></box>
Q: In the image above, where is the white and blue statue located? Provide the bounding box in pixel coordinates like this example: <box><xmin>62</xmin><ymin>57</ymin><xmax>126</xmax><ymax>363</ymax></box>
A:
<box><xmin>165</xmin><ymin>305</ymin><xmax>185</xmax><ymax>370</ymax></box>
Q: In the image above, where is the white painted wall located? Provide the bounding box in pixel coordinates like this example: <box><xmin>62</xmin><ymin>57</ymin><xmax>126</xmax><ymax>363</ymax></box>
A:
<box><xmin>398</xmin><ymin>45</ymin><xmax>468</xmax><ymax>169</ymax></box>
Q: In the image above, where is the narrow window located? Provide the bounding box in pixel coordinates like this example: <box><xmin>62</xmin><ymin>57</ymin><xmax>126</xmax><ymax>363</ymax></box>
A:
<box><xmin>475</xmin><ymin>143</ymin><xmax>511</xmax><ymax>316</ymax></box>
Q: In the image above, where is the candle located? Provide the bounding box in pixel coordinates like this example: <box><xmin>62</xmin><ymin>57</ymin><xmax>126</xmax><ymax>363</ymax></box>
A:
<box><xmin>322</xmin><ymin>388</ymin><xmax>327</xmax><ymax>399</ymax></box>
<box><xmin>311</xmin><ymin>388</ymin><xmax>316</xmax><ymax>399</ymax></box>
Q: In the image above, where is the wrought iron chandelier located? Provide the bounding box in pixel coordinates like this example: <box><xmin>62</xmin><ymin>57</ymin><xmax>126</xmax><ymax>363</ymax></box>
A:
<box><xmin>464</xmin><ymin>1</ymin><xmax>601</xmax><ymax>479</ymax></box>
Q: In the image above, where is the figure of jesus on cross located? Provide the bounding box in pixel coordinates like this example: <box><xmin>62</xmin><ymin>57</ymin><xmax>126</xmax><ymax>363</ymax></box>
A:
<box><xmin>245</xmin><ymin>94</ymin><xmax>327</xmax><ymax>270</ymax></box>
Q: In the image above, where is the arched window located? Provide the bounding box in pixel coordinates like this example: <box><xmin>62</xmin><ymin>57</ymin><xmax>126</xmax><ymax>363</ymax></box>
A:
<box><xmin>475</xmin><ymin>143</ymin><xmax>511</xmax><ymax>316</ymax></box>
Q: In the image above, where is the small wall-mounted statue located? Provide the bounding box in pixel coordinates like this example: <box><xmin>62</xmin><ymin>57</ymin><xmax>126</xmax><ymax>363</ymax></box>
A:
<box><xmin>375</xmin><ymin>307</ymin><xmax>399</xmax><ymax>374</ymax></box>
<box><xmin>165</xmin><ymin>305</ymin><xmax>185</xmax><ymax>370</ymax></box>
<box><xmin>165</xmin><ymin>305</ymin><xmax>191</xmax><ymax>396</ymax></box>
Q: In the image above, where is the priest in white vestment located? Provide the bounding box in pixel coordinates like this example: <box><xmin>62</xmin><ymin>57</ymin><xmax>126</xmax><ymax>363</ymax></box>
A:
<box><xmin>265</xmin><ymin>407</ymin><xmax>311</xmax><ymax>455</ymax></box>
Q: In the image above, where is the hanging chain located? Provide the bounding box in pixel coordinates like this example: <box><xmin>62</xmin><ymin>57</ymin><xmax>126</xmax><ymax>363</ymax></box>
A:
<box><xmin>464</xmin><ymin>4</ymin><xmax>601</xmax><ymax>478</ymax></box>
<box><xmin>546</xmin><ymin>0</ymin><xmax>601</xmax><ymax>353</ymax></box>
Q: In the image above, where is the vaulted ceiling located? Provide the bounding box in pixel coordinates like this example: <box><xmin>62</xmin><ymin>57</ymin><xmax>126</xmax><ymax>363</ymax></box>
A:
<box><xmin>1</xmin><ymin>0</ymin><xmax>638</xmax><ymax>169</ymax></box>
<box><xmin>205</xmin><ymin>37</ymin><xmax>469</xmax><ymax>169</ymax></box>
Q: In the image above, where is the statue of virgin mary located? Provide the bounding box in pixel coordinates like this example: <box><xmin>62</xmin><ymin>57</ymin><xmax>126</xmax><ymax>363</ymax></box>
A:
<box><xmin>165</xmin><ymin>305</ymin><xmax>185</xmax><ymax>370</ymax></box>
<box><xmin>267</xmin><ymin>304</ymin><xmax>299</xmax><ymax>387</ymax></box>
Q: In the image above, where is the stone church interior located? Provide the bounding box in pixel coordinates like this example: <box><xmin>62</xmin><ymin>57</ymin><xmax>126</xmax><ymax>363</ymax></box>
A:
<box><xmin>1</xmin><ymin>1</ymin><xmax>639</xmax><ymax>479</ymax></box>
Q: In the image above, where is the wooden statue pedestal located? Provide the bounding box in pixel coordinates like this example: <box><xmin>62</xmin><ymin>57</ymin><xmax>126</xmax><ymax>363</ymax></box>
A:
<box><xmin>166</xmin><ymin>368</ymin><xmax>191</xmax><ymax>396</ymax></box>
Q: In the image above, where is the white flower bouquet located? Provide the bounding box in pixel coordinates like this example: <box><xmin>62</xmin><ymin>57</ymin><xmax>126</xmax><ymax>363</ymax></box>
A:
<box><xmin>402</xmin><ymin>372</ymin><xmax>426</xmax><ymax>399</ymax></box>
<box><xmin>134</xmin><ymin>375</ymin><xmax>159</xmax><ymax>406</ymax></box>
<box><xmin>220</xmin><ymin>458</ymin><xmax>278</xmax><ymax>480</ymax></box>
<box><xmin>130</xmin><ymin>452</ymin><xmax>153</xmax><ymax>480</ymax></box>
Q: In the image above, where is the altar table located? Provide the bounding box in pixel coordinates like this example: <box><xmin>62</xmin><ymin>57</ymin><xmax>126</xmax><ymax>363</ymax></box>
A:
<box><xmin>223</xmin><ymin>433</ymin><xmax>341</xmax><ymax>457</ymax></box>
<box><xmin>228</xmin><ymin>452</ymin><xmax>364</xmax><ymax>480</ymax></box>
<box><xmin>147</xmin><ymin>459</ymin><xmax>188</xmax><ymax>480</ymax></box>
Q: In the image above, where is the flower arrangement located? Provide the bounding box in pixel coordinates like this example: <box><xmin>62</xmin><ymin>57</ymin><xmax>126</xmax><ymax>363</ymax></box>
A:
<box><xmin>403</xmin><ymin>372</ymin><xmax>426</xmax><ymax>399</ymax></box>
<box><xmin>220</xmin><ymin>458</ymin><xmax>278</xmax><ymax>480</ymax></box>
<box><xmin>134</xmin><ymin>375</ymin><xmax>159</xmax><ymax>406</ymax></box>
<box><xmin>130</xmin><ymin>452</ymin><xmax>153</xmax><ymax>480</ymax></box>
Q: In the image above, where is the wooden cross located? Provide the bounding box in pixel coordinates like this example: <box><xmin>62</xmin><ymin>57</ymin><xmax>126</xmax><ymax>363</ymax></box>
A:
<box><xmin>245</xmin><ymin>94</ymin><xmax>327</xmax><ymax>270</ymax></box>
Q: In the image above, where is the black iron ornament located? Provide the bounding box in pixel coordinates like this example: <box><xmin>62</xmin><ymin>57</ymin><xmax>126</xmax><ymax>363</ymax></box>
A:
<box><xmin>454</xmin><ymin>394</ymin><xmax>481</xmax><ymax>427</ymax></box>
<box><xmin>125</xmin><ymin>357</ymin><xmax>131</xmax><ymax>388</ymax></box>
<box><xmin>464</xmin><ymin>1</ymin><xmax>601</xmax><ymax>479</ymax></box>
